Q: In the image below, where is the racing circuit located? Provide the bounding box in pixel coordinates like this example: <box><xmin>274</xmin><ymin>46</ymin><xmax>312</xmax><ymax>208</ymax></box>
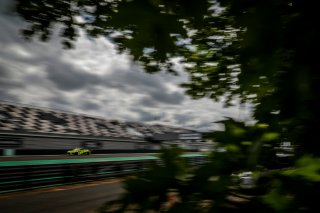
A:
<box><xmin>0</xmin><ymin>101</ymin><xmax>211</xmax><ymax>212</ymax></box>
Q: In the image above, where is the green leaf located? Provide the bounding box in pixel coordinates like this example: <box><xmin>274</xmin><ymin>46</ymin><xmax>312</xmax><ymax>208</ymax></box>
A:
<box><xmin>263</xmin><ymin>188</ymin><xmax>293</xmax><ymax>212</ymax></box>
<box><xmin>231</xmin><ymin>127</ymin><xmax>246</xmax><ymax>137</ymax></box>
<box><xmin>282</xmin><ymin>156</ymin><xmax>320</xmax><ymax>182</ymax></box>
<box><xmin>241</xmin><ymin>141</ymin><xmax>252</xmax><ymax>146</ymax></box>
<box><xmin>226</xmin><ymin>144</ymin><xmax>240</xmax><ymax>152</ymax></box>
<box><xmin>261</xmin><ymin>132</ymin><xmax>279</xmax><ymax>141</ymax></box>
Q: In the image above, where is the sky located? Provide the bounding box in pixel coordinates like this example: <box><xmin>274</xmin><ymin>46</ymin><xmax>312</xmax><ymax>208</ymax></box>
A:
<box><xmin>0</xmin><ymin>0</ymin><xmax>251</xmax><ymax>132</ymax></box>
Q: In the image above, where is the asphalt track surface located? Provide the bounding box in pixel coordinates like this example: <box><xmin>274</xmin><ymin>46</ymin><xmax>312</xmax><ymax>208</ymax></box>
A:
<box><xmin>0</xmin><ymin>179</ymin><xmax>124</xmax><ymax>213</ymax></box>
<box><xmin>0</xmin><ymin>153</ymin><xmax>159</xmax><ymax>162</ymax></box>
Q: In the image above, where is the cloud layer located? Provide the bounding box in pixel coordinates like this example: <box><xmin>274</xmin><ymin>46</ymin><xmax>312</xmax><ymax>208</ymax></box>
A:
<box><xmin>0</xmin><ymin>0</ymin><xmax>251</xmax><ymax>132</ymax></box>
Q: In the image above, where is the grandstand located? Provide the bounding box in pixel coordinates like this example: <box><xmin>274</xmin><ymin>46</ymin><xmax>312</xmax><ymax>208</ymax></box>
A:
<box><xmin>0</xmin><ymin>101</ymin><xmax>209</xmax><ymax>155</ymax></box>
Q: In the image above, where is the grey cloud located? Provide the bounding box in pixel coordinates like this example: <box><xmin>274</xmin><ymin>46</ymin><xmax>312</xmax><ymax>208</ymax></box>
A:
<box><xmin>139</xmin><ymin>111</ymin><xmax>160</xmax><ymax>122</ymax></box>
<box><xmin>138</xmin><ymin>96</ymin><xmax>157</xmax><ymax>107</ymax></box>
<box><xmin>0</xmin><ymin>61</ymin><xmax>24</xmax><ymax>102</ymax></box>
<box><xmin>125</xmin><ymin>72</ymin><xmax>164</xmax><ymax>89</ymax></box>
<box><xmin>174</xmin><ymin>113</ymin><xmax>192</xmax><ymax>124</ymax></box>
<box><xmin>0</xmin><ymin>1</ymin><xmax>101</xmax><ymax>92</ymax></box>
<box><xmin>138</xmin><ymin>90</ymin><xmax>185</xmax><ymax>106</ymax></box>
<box><xmin>150</xmin><ymin>90</ymin><xmax>185</xmax><ymax>105</ymax></box>
<box><xmin>0</xmin><ymin>78</ymin><xmax>25</xmax><ymax>89</ymax></box>
<box><xmin>0</xmin><ymin>90</ymin><xmax>20</xmax><ymax>103</ymax></box>
<box><xmin>81</xmin><ymin>101</ymin><xmax>100</xmax><ymax>111</ymax></box>
<box><xmin>0</xmin><ymin>65</ymin><xmax>26</xmax><ymax>102</ymax></box>
<box><xmin>104</xmin><ymin>67</ymin><xmax>186</xmax><ymax>105</ymax></box>
<box><xmin>131</xmin><ymin>108</ymin><xmax>162</xmax><ymax>122</ymax></box>
<box><xmin>48</xmin><ymin>96</ymin><xmax>70</xmax><ymax>106</ymax></box>
<box><xmin>194</xmin><ymin>123</ymin><xmax>215</xmax><ymax>132</ymax></box>
<box><xmin>0</xmin><ymin>64</ymin><xmax>10</xmax><ymax>77</ymax></box>
<box><xmin>102</xmin><ymin>67</ymin><xmax>163</xmax><ymax>91</ymax></box>
<box><xmin>46</xmin><ymin>62</ymin><xmax>101</xmax><ymax>91</ymax></box>
<box><xmin>22</xmin><ymin>73</ymin><xmax>49</xmax><ymax>87</ymax></box>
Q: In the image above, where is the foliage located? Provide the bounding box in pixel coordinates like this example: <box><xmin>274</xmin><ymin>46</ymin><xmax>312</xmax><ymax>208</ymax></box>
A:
<box><xmin>99</xmin><ymin>146</ymin><xmax>256</xmax><ymax>213</ymax></box>
<box><xmin>15</xmin><ymin>0</ymin><xmax>209</xmax><ymax>74</ymax></box>
<box><xmin>262</xmin><ymin>156</ymin><xmax>320</xmax><ymax>212</ymax></box>
<box><xmin>14</xmin><ymin>0</ymin><xmax>320</xmax><ymax>212</ymax></box>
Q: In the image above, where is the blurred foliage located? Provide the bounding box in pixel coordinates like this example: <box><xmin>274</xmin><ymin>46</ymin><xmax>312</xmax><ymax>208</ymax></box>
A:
<box><xmin>99</xmin><ymin>146</ymin><xmax>261</xmax><ymax>213</ymax></box>
<box><xmin>262</xmin><ymin>156</ymin><xmax>320</xmax><ymax>212</ymax></box>
<box><xmin>14</xmin><ymin>0</ymin><xmax>320</xmax><ymax>212</ymax></box>
<box><xmin>15</xmin><ymin>0</ymin><xmax>209</xmax><ymax>74</ymax></box>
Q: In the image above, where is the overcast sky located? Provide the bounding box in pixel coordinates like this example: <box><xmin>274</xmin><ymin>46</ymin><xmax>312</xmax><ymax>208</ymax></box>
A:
<box><xmin>0</xmin><ymin>0</ymin><xmax>251</xmax><ymax>132</ymax></box>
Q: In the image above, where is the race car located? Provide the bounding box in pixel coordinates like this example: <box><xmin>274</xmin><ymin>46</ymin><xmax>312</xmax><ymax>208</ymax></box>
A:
<box><xmin>67</xmin><ymin>148</ymin><xmax>91</xmax><ymax>155</ymax></box>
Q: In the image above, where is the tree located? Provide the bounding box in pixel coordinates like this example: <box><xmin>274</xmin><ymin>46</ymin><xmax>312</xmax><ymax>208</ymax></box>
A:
<box><xmin>14</xmin><ymin>0</ymin><xmax>320</xmax><ymax>212</ymax></box>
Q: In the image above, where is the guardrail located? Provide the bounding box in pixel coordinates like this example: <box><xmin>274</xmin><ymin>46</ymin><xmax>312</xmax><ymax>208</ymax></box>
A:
<box><xmin>0</xmin><ymin>154</ymin><xmax>208</xmax><ymax>194</ymax></box>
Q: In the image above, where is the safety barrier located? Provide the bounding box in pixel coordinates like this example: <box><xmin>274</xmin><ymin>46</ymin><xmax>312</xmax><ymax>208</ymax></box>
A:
<box><xmin>0</xmin><ymin>154</ymin><xmax>207</xmax><ymax>194</ymax></box>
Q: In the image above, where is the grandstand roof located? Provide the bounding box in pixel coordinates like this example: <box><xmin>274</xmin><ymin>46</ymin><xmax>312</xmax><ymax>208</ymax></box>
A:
<box><xmin>0</xmin><ymin>101</ymin><xmax>196</xmax><ymax>140</ymax></box>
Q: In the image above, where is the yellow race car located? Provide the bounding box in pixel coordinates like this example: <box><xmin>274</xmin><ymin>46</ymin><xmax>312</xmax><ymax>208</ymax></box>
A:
<box><xmin>67</xmin><ymin>148</ymin><xmax>91</xmax><ymax>155</ymax></box>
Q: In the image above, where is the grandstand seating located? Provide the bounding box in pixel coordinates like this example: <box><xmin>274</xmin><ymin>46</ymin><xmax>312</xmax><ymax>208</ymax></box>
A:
<box><xmin>0</xmin><ymin>101</ymin><xmax>196</xmax><ymax>140</ymax></box>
